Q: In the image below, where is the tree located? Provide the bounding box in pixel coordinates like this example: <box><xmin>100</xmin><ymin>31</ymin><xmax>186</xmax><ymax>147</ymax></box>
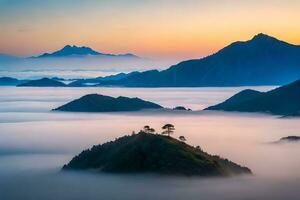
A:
<box><xmin>196</xmin><ymin>146</ymin><xmax>202</xmax><ymax>151</ymax></box>
<box><xmin>143</xmin><ymin>125</ymin><xmax>155</xmax><ymax>134</ymax></box>
<box><xmin>161</xmin><ymin>124</ymin><xmax>175</xmax><ymax>137</ymax></box>
<box><xmin>143</xmin><ymin>125</ymin><xmax>150</xmax><ymax>133</ymax></box>
<box><xmin>179</xmin><ymin>136</ymin><xmax>186</xmax><ymax>142</ymax></box>
<box><xmin>148</xmin><ymin>128</ymin><xmax>156</xmax><ymax>134</ymax></box>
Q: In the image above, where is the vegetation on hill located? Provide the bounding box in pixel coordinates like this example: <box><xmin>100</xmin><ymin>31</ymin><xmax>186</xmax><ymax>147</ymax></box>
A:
<box><xmin>63</xmin><ymin>124</ymin><xmax>251</xmax><ymax>176</ymax></box>
<box><xmin>54</xmin><ymin>94</ymin><xmax>162</xmax><ymax>112</ymax></box>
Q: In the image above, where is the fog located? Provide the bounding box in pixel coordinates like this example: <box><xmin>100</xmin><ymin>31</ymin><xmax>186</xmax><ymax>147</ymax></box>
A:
<box><xmin>0</xmin><ymin>56</ymin><xmax>179</xmax><ymax>79</ymax></box>
<box><xmin>0</xmin><ymin>86</ymin><xmax>299</xmax><ymax>200</ymax></box>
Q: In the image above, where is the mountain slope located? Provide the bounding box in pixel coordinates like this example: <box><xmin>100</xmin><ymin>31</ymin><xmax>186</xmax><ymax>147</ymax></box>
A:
<box><xmin>17</xmin><ymin>78</ymin><xmax>66</xmax><ymax>87</ymax></box>
<box><xmin>63</xmin><ymin>132</ymin><xmax>251</xmax><ymax>176</ymax></box>
<box><xmin>99</xmin><ymin>33</ymin><xmax>300</xmax><ymax>87</ymax></box>
<box><xmin>68</xmin><ymin>72</ymin><xmax>139</xmax><ymax>87</ymax></box>
<box><xmin>0</xmin><ymin>77</ymin><xmax>27</xmax><ymax>86</ymax></box>
<box><xmin>206</xmin><ymin>89</ymin><xmax>264</xmax><ymax>110</ymax></box>
<box><xmin>54</xmin><ymin>94</ymin><xmax>162</xmax><ymax>112</ymax></box>
<box><xmin>205</xmin><ymin>79</ymin><xmax>300</xmax><ymax>116</ymax></box>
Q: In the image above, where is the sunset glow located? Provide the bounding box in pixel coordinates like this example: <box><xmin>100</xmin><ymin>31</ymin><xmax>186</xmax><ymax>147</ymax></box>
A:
<box><xmin>1</xmin><ymin>0</ymin><xmax>300</xmax><ymax>59</ymax></box>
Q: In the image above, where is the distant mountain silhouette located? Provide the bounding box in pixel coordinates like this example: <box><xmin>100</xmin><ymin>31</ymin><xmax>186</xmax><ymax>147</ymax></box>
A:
<box><xmin>173</xmin><ymin>106</ymin><xmax>192</xmax><ymax>111</ymax></box>
<box><xmin>205</xmin><ymin>79</ymin><xmax>300</xmax><ymax>116</ymax></box>
<box><xmin>63</xmin><ymin>132</ymin><xmax>251</xmax><ymax>176</ymax></box>
<box><xmin>54</xmin><ymin>94</ymin><xmax>162</xmax><ymax>112</ymax></box>
<box><xmin>278</xmin><ymin>136</ymin><xmax>300</xmax><ymax>143</ymax></box>
<box><xmin>68</xmin><ymin>72</ymin><xmax>139</xmax><ymax>87</ymax></box>
<box><xmin>17</xmin><ymin>78</ymin><xmax>66</xmax><ymax>87</ymax></box>
<box><xmin>0</xmin><ymin>77</ymin><xmax>26</xmax><ymax>86</ymax></box>
<box><xmin>98</xmin><ymin>33</ymin><xmax>300</xmax><ymax>87</ymax></box>
<box><xmin>36</xmin><ymin>45</ymin><xmax>138</xmax><ymax>58</ymax></box>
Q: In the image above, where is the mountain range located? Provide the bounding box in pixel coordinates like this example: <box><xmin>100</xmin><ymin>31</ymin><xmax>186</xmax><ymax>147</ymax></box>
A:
<box><xmin>2</xmin><ymin>33</ymin><xmax>300</xmax><ymax>87</ymax></box>
<box><xmin>96</xmin><ymin>33</ymin><xmax>300</xmax><ymax>87</ymax></box>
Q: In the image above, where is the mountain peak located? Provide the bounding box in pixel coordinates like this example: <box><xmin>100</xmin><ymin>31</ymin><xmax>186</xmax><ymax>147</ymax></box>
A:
<box><xmin>250</xmin><ymin>33</ymin><xmax>281</xmax><ymax>43</ymax></box>
<box><xmin>61</xmin><ymin>45</ymin><xmax>94</xmax><ymax>52</ymax></box>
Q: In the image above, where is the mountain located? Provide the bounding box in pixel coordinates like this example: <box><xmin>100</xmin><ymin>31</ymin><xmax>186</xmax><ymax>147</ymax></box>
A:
<box><xmin>206</xmin><ymin>89</ymin><xmax>263</xmax><ymax>110</ymax></box>
<box><xmin>17</xmin><ymin>78</ymin><xmax>66</xmax><ymax>87</ymax></box>
<box><xmin>68</xmin><ymin>72</ymin><xmax>139</xmax><ymax>87</ymax></box>
<box><xmin>54</xmin><ymin>94</ymin><xmax>162</xmax><ymax>112</ymax></box>
<box><xmin>0</xmin><ymin>77</ymin><xmax>26</xmax><ymax>86</ymax></box>
<box><xmin>36</xmin><ymin>45</ymin><xmax>138</xmax><ymax>58</ymax></box>
<box><xmin>98</xmin><ymin>33</ymin><xmax>300</xmax><ymax>87</ymax></box>
<box><xmin>205</xmin><ymin>79</ymin><xmax>300</xmax><ymax>116</ymax></box>
<box><xmin>62</xmin><ymin>132</ymin><xmax>251</xmax><ymax>176</ymax></box>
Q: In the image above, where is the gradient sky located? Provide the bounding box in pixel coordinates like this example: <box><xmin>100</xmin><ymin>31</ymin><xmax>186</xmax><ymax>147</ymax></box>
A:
<box><xmin>0</xmin><ymin>0</ymin><xmax>300</xmax><ymax>60</ymax></box>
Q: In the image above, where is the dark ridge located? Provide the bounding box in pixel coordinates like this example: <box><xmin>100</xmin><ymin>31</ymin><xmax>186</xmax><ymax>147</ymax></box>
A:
<box><xmin>0</xmin><ymin>77</ymin><xmax>27</xmax><ymax>86</ymax></box>
<box><xmin>205</xmin><ymin>79</ymin><xmax>300</xmax><ymax>116</ymax></box>
<box><xmin>280</xmin><ymin>136</ymin><xmax>300</xmax><ymax>142</ymax></box>
<box><xmin>54</xmin><ymin>94</ymin><xmax>162</xmax><ymax>112</ymax></box>
<box><xmin>17</xmin><ymin>78</ymin><xmax>66</xmax><ymax>87</ymax></box>
<box><xmin>173</xmin><ymin>106</ymin><xmax>192</xmax><ymax>111</ymax></box>
<box><xmin>62</xmin><ymin>132</ymin><xmax>251</xmax><ymax>176</ymax></box>
<box><xmin>205</xmin><ymin>89</ymin><xmax>263</xmax><ymax>110</ymax></box>
<box><xmin>97</xmin><ymin>33</ymin><xmax>300</xmax><ymax>87</ymax></box>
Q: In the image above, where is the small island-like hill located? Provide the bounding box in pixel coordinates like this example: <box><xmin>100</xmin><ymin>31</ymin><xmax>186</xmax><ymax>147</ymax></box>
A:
<box><xmin>63</xmin><ymin>127</ymin><xmax>251</xmax><ymax>176</ymax></box>
<box><xmin>17</xmin><ymin>78</ymin><xmax>66</xmax><ymax>87</ymax></box>
<box><xmin>54</xmin><ymin>94</ymin><xmax>163</xmax><ymax>112</ymax></box>
<box><xmin>205</xmin><ymin>79</ymin><xmax>300</xmax><ymax>116</ymax></box>
<box><xmin>278</xmin><ymin>136</ymin><xmax>300</xmax><ymax>143</ymax></box>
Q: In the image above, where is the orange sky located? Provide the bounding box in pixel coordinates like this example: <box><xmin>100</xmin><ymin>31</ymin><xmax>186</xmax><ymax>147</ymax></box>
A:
<box><xmin>0</xmin><ymin>0</ymin><xmax>300</xmax><ymax>60</ymax></box>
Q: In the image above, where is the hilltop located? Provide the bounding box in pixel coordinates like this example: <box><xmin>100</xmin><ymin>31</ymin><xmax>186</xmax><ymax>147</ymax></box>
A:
<box><xmin>17</xmin><ymin>78</ymin><xmax>66</xmax><ymax>87</ymax></box>
<box><xmin>63</xmin><ymin>132</ymin><xmax>251</xmax><ymax>176</ymax></box>
<box><xmin>54</xmin><ymin>94</ymin><xmax>162</xmax><ymax>112</ymax></box>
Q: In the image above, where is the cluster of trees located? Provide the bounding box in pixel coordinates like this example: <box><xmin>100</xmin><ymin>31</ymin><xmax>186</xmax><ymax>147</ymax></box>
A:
<box><xmin>141</xmin><ymin>124</ymin><xmax>186</xmax><ymax>142</ymax></box>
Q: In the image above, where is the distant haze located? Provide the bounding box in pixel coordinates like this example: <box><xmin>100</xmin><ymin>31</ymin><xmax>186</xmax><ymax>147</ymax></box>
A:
<box><xmin>0</xmin><ymin>86</ymin><xmax>299</xmax><ymax>199</ymax></box>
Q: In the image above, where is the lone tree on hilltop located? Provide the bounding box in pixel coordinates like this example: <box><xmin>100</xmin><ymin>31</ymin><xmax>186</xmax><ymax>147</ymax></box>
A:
<box><xmin>143</xmin><ymin>125</ymin><xmax>155</xmax><ymax>134</ymax></box>
<box><xmin>162</xmin><ymin>124</ymin><xmax>175</xmax><ymax>137</ymax></box>
<box><xmin>179</xmin><ymin>136</ymin><xmax>186</xmax><ymax>142</ymax></box>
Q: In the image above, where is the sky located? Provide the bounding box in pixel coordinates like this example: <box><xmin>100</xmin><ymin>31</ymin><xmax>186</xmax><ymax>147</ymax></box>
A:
<box><xmin>0</xmin><ymin>0</ymin><xmax>300</xmax><ymax>60</ymax></box>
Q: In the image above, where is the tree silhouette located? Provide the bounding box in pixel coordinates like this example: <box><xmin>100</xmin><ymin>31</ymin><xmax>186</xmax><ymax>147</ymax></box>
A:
<box><xmin>179</xmin><ymin>136</ymin><xmax>186</xmax><ymax>142</ymax></box>
<box><xmin>148</xmin><ymin>128</ymin><xmax>155</xmax><ymax>134</ymax></box>
<box><xmin>143</xmin><ymin>125</ymin><xmax>155</xmax><ymax>134</ymax></box>
<box><xmin>143</xmin><ymin>125</ymin><xmax>150</xmax><ymax>133</ymax></box>
<box><xmin>162</xmin><ymin>124</ymin><xmax>175</xmax><ymax>137</ymax></box>
<box><xmin>196</xmin><ymin>146</ymin><xmax>202</xmax><ymax>151</ymax></box>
